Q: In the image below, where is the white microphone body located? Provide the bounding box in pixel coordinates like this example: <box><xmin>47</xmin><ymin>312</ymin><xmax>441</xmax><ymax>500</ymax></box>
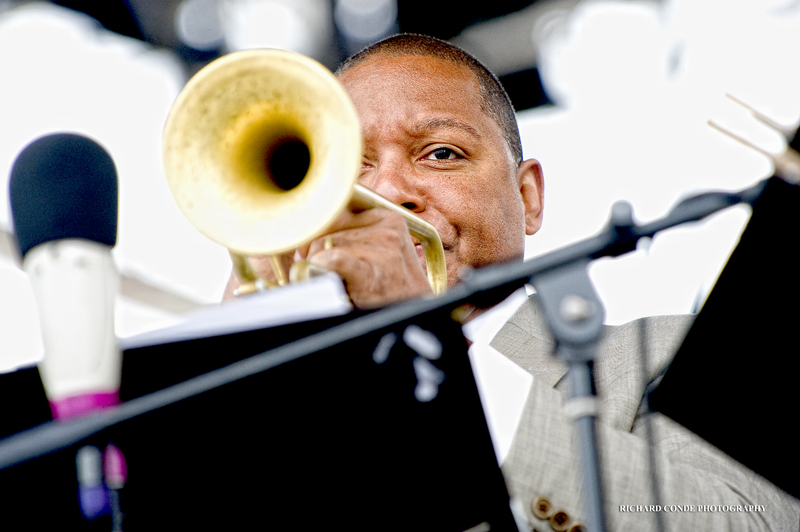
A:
<box><xmin>24</xmin><ymin>238</ymin><xmax>120</xmax><ymax>419</ymax></box>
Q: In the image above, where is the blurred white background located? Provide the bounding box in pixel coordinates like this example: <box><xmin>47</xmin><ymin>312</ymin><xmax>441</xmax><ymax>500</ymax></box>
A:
<box><xmin>2</xmin><ymin>0</ymin><xmax>798</xmax><ymax>371</ymax></box>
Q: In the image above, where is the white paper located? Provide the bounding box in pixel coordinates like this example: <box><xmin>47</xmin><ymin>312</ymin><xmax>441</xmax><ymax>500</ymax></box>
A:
<box><xmin>119</xmin><ymin>273</ymin><xmax>352</xmax><ymax>350</ymax></box>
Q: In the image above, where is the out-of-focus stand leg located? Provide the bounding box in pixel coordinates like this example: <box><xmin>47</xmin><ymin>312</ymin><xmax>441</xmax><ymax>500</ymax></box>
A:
<box><xmin>532</xmin><ymin>259</ymin><xmax>607</xmax><ymax>532</ymax></box>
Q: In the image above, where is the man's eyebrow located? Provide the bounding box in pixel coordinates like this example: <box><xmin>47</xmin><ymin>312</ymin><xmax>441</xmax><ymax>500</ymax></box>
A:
<box><xmin>414</xmin><ymin>118</ymin><xmax>481</xmax><ymax>139</ymax></box>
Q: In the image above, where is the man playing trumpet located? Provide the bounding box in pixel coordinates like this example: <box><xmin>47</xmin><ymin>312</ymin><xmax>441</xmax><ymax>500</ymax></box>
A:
<box><xmin>221</xmin><ymin>34</ymin><xmax>799</xmax><ymax>531</ymax></box>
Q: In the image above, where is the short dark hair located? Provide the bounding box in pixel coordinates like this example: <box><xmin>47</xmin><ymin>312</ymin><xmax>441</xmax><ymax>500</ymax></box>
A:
<box><xmin>335</xmin><ymin>33</ymin><xmax>523</xmax><ymax>166</ymax></box>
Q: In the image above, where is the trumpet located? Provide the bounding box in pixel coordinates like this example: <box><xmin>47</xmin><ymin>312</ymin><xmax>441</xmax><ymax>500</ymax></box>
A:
<box><xmin>162</xmin><ymin>49</ymin><xmax>447</xmax><ymax>296</ymax></box>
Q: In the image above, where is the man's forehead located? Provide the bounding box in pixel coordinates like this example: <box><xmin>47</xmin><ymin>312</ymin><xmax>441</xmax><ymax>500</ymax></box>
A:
<box><xmin>337</xmin><ymin>53</ymin><xmax>486</xmax><ymax>124</ymax></box>
<box><xmin>337</xmin><ymin>52</ymin><xmax>477</xmax><ymax>87</ymax></box>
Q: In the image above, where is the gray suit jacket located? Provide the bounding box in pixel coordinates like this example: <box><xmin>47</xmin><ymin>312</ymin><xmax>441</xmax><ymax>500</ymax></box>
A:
<box><xmin>492</xmin><ymin>296</ymin><xmax>800</xmax><ymax>531</ymax></box>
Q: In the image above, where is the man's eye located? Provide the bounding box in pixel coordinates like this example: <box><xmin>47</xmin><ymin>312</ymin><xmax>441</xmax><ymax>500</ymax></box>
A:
<box><xmin>429</xmin><ymin>148</ymin><xmax>459</xmax><ymax>160</ymax></box>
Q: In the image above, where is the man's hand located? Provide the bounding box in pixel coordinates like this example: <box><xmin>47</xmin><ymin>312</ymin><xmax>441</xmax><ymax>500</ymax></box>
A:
<box><xmin>222</xmin><ymin>251</ymin><xmax>294</xmax><ymax>301</ymax></box>
<box><xmin>298</xmin><ymin>207</ymin><xmax>432</xmax><ymax>307</ymax></box>
<box><xmin>223</xmin><ymin>207</ymin><xmax>432</xmax><ymax>308</ymax></box>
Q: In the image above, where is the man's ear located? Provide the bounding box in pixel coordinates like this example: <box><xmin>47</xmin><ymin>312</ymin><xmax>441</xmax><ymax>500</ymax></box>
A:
<box><xmin>518</xmin><ymin>158</ymin><xmax>544</xmax><ymax>236</ymax></box>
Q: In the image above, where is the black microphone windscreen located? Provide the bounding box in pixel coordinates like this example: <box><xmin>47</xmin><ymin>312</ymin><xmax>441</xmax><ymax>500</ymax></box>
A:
<box><xmin>9</xmin><ymin>133</ymin><xmax>118</xmax><ymax>259</ymax></box>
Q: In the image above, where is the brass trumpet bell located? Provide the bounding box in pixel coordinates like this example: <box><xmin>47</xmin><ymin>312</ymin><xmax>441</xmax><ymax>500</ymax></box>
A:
<box><xmin>163</xmin><ymin>49</ymin><xmax>361</xmax><ymax>257</ymax></box>
<box><xmin>163</xmin><ymin>49</ymin><xmax>447</xmax><ymax>295</ymax></box>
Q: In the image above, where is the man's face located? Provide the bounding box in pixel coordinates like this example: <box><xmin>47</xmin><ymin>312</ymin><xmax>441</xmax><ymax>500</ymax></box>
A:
<box><xmin>338</xmin><ymin>54</ymin><xmax>543</xmax><ymax>285</ymax></box>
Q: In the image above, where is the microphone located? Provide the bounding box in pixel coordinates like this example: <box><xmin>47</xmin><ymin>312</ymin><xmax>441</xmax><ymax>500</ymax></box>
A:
<box><xmin>9</xmin><ymin>132</ymin><xmax>120</xmax><ymax>421</ymax></box>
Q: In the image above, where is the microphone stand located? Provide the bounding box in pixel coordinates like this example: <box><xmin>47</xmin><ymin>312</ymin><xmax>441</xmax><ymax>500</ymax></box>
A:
<box><xmin>530</xmin><ymin>256</ymin><xmax>607</xmax><ymax>532</ymax></box>
<box><xmin>461</xmin><ymin>181</ymin><xmax>764</xmax><ymax>532</ymax></box>
<box><xmin>0</xmin><ymin>177</ymin><xmax>770</xmax><ymax>531</ymax></box>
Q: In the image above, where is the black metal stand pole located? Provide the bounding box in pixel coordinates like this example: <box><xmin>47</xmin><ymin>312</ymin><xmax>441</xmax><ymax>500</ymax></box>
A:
<box><xmin>532</xmin><ymin>258</ymin><xmax>607</xmax><ymax>532</ymax></box>
<box><xmin>0</xmin><ymin>179</ymin><xmax>768</xmax><ymax>479</ymax></box>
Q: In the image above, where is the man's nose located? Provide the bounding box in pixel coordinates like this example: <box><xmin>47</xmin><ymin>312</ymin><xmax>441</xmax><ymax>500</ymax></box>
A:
<box><xmin>362</xmin><ymin>159</ymin><xmax>425</xmax><ymax>212</ymax></box>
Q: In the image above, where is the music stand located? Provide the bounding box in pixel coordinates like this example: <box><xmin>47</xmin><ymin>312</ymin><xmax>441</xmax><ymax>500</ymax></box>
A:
<box><xmin>648</xmin><ymin>176</ymin><xmax>800</xmax><ymax>499</ymax></box>
<box><xmin>0</xmin><ymin>307</ymin><xmax>518</xmax><ymax>531</ymax></box>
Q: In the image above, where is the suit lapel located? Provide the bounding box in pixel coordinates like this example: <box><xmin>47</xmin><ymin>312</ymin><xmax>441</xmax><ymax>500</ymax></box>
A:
<box><xmin>491</xmin><ymin>295</ymin><xmax>695</xmax><ymax>432</ymax></box>
<box><xmin>489</xmin><ymin>295</ymin><xmax>569</xmax><ymax>389</ymax></box>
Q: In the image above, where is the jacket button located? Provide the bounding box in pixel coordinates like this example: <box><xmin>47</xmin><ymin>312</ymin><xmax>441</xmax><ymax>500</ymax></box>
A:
<box><xmin>549</xmin><ymin>510</ymin><xmax>570</xmax><ymax>532</ymax></box>
<box><xmin>568</xmin><ymin>524</ymin><xmax>585</xmax><ymax>532</ymax></box>
<box><xmin>531</xmin><ymin>497</ymin><xmax>554</xmax><ymax>520</ymax></box>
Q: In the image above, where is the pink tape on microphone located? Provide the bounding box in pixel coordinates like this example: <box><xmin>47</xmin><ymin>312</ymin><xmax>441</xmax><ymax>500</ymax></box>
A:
<box><xmin>49</xmin><ymin>391</ymin><xmax>120</xmax><ymax>420</ymax></box>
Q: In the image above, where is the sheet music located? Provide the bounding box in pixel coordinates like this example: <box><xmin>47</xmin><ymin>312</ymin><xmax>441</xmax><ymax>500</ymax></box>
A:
<box><xmin>119</xmin><ymin>273</ymin><xmax>352</xmax><ymax>350</ymax></box>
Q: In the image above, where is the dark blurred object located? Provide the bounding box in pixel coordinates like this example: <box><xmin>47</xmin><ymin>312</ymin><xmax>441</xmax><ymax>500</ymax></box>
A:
<box><xmin>50</xmin><ymin>0</ymin><xmax>540</xmax><ymax>46</ymax></box>
<box><xmin>0</xmin><ymin>309</ymin><xmax>516</xmax><ymax>531</ymax></box>
<box><xmin>52</xmin><ymin>0</ymin><xmax>143</xmax><ymax>39</ymax></box>
<box><xmin>500</xmin><ymin>67</ymin><xmax>552</xmax><ymax>112</ymax></box>
<box><xmin>789</xmin><ymin>126</ymin><xmax>800</xmax><ymax>154</ymax></box>
<box><xmin>649</xmin><ymin>176</ymin><xmax>800</xmax><ymax>499</ymax></box>
<box><xmin>41</xmin><ymin>0</ymin><xmax>552</xmax><ymax>110</ymax></box>
<box><xmin>396</xmin><ymin>0</ymin><xmax>535</xmax><ymax>40</ymax></box>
